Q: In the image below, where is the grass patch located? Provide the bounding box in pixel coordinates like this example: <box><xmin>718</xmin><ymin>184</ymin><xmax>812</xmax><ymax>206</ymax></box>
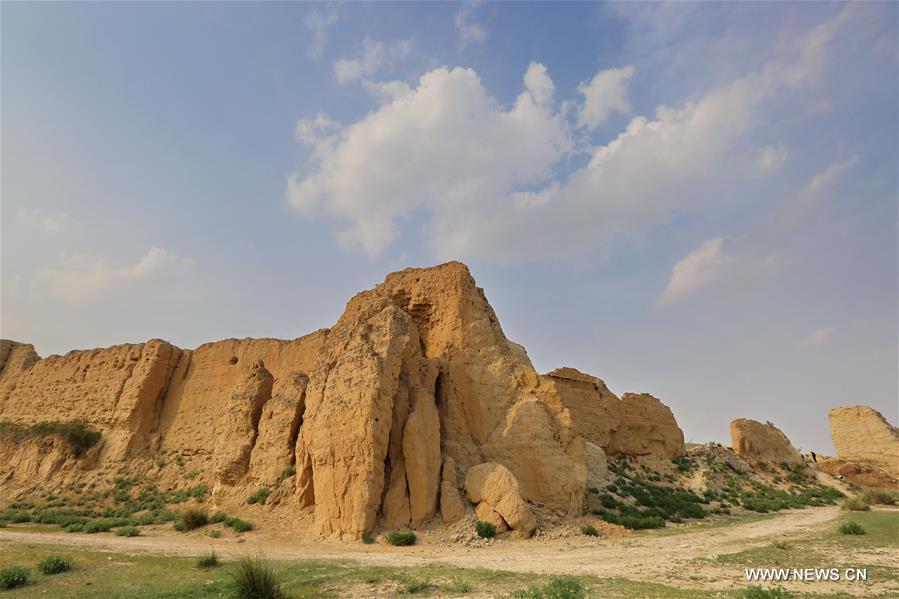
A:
<box><xmin>246</xmin><ymin>488</ymin><xmax>271</xmax><ymax>505</ymax></box>
<box><xmin>38</xmin><ymin>555</ymin><xmax>72</xmax><ymax>575</ymax></box>
<box><xmin>197</xmin><ymin>551</ymin><xmax>220</xmax><ymax>569</ymax></box>
<box><xmin>398</xmin><ymin>576</ymin><xmax>434</xmax><ymax>594</ymax></box>
<box><xmin>387</xmin><ymin>530</ymin><xmax>417</xmax><ymax>546</ymax></box>
<box><xmin>863</xmin><ymin>489</ymin><xmax>899</xmax><ymax>506</ymax></box>
<box><xmin>475</xmin><ymin>520</ymin><xmax>496</xmax><ymax>538</ymax></box>
<box><xmin>512</xmin><ymin>575</ymin><xmax>586</xmax><ymax>598</ymax></box>
<box><xmin>0</xmin><ymin>421</ymin><xmax>101</xmax><ymax>456</ymax></box>
<box><xmin>230</xmin><ymin>555</ymin><xmax>283</xmax><ymax>599</ymax></box>
<box><xmin>841</xmin><ymin>495</ymin><xmax>870</xmax><ymax>511</ymax></box>
<box><xmin>0</xmin><ymin>565</ymin><xmax>30</xmax><ymax>590</ymax></box>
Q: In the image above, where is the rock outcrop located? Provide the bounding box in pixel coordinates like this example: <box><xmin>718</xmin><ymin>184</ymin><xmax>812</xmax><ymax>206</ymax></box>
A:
<box><xmin>828</xmin><ymin>406</ymin><xmax>899</xmax><ymax>478</ymax></box>
<box><xmin>730</xmin><ymin>419</ymin><xmax>803</xmax><ymax>465</ymax></box>
<box><xmin>464</xmin><ymin>462</ymin><xmax>537</xmax><ymax>537</ymax></box>
<box><xmin>544</xmin><ymin>368</ymin><xmax>686</xmax><ymax>459</ymax></box>
<box><xmin>0</xmin><ymin>261</ymin><xmax>705</xmax><ymax>539</ymax></box>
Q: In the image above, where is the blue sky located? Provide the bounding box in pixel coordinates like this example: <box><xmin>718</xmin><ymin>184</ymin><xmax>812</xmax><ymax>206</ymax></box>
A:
<box><xmin>2</xmin><ymin>2</ymin><xmax>896</xmax><ymax>452</ymax></box>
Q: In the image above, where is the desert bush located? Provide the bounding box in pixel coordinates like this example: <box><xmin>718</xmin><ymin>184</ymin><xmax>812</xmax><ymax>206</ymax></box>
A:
<box><xmin>225</xmin><ymin>517</ymin><xmax>254</xmax><ymax>533</ymax></box>
<box><xmin>581</xmin><ymin>524</ymin><xmax>599</xmax><ymax>537</ymax></box>
<box><xmin>387</xmin><ymin>530</ymin><xmax>416</xmax><ymax>546</ymax></box>
<box><xmin>839</xmin><ymin>521</ymin><xmax>865</xmax><ymax>535</ymax></box>
<box><xmin>209</xmin><ymin>511</ymin><xmax>228</xmax><ymax>524</ymax></box>
<box><xmin>0</xmin><ymin>566</ymin><xmax>30</xmax><ymax>590</ymax></box>
<box><xmin>361</xmin><ymin>531</ymin><xmax>374</xmax><ymax>544</ymax></box>
<box><xmin>210</xmin><ymin>530</ymin><xmax>222</xmax><ymax>538</ymax></box>
<box><xmin>116</xmin><ymin>526</ymin><xmax>140</xmax><ymax>537</ymax></box>
<box><xmin>246</xmin><ymin>488</ymin><xmax>271</xmax><ymax>505</ymax></box>
<box><xmin>280</xmin><ymin>465</ymin><xmax>296</xmax><ymax>481</ymax></box>
<box><xmin>38</xmin><ymin>555</ymin><xmax>72</xmax><ymax>575</ymax></box>
<box><xmin>230</xmin><ymin>556</ymin><xmax>283</xmax><ymax>599</ymax></box>
<box><xmin>841</xmin><ymin>496</ymin><xmax>870</xmax><ymax>512</ymax></box>
<box><xmin>84</xmin><ymin>520</ymin><xmax>113</xmax><ymax>534</ymax></box>
<box><xmin>177</xmin><ymin>508</ymin><xmax>208</xmax><ymax>531</ymax></box>
<box><xmin>197</xmin><ymin>551</ymin><xmax>220</xmax><ymax>569</ymax></box>
<box><xmin>475</xmin><ymin>520</ymin><xmax>496</xmax><ymax>538</ymax></box>
<box><xmin>740</xmin><ymin>586</ymin><xmax>795</xmax><ymax>598</ymax></box>
<box><xmin>61</xmin><ymin>422</ymin><xmax>102</xmax><ymax>456</ymax></box>
<box><xmin>64</xmin><ymin>521</ymin><xmax>85</xmax><ymax>532</ymax></box>
<box><xmin>862</xmin><ymin>489</ymin><xmax>898</xmax><ymax>505</ymax></box>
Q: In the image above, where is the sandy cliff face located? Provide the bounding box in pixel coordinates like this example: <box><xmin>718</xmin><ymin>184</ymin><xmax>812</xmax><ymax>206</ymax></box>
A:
<box><xmin>543</xmin><ymin>368</ymin><xmax>686</xmax><ymax>459</ymax></box>
<box><xmin>730</xmin><ymin>419</ymin><xmax>803</xmax><ymax>465</ymax></box>
<box><xmin>828</xmin><ymin>406</ymin><xmax>899</xmax><ymax>478</ymax></box>
<box><xmin>0</xmin><ymin>263</ymin><xmax>593</xmax><ymax>538</ymax></box>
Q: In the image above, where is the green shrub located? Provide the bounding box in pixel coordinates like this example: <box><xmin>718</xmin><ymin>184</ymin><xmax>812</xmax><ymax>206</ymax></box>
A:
<box><xmin>740</xmin><ymin>586</ymin><xmax>796</xmax><ymax>598</ymax></box>
<box><xmin>841</xmin><ymin>496</ymin><xmax>870</xmax><ymax>512</ymax></box>
<box><xmin>209</xmin><ymin>511</ymin><xmax>228</xmax><ymax>524</ymax></box>
<box><xmin>197</xmin><ymin>551</ymin><xmax>219</xmax><ymax>569</ymax></box>
<box><xmin>475</xmin><ymin>520</ymin><xmax>496</xmax><ymax>538</ymax></box>
<box><xmin>839</xmin><ymin>521</ymin><xmax>865</xmax><ymax>535</ymax></box>
<box><xmin>230</xmin><ymin>556</ymin><xmax>283</xmax><ymax>599</ymax></box>
<box><xmin>225</xmin><ymin>517</ymin><xmax>253</xmax><ymax>533</ymax></box>
<box><xmin>116</xmin><ymin>526</ymin><xmax>140</xmax><ymax>537</ymax></box>
<box><xmin>64</xmin><ymin>521</ymin><xmax>85</xmax><ymax>533</ymax></box>
<box><xmin>84</xmin><ymin>520</ymin><xmax>113</xmax><ymax>534</ymax></box>
<box><xmin>598</xmin><ymin>494</ymin><xmax>619</xmax><ymax>509</ymax></box>
<box><xmin>178</xmin><ymin>508</ymin><xmax>208</xmax><ymax>531</ymax></box>
<box><xmin>387</xmin><ymin>530</ymin><xmax>416</xmax><ymax>546</ymax></box>
<box><xmin>210</xmin><ymin>530</ymin><xmax>222</xmax><ymax>538</ymax></box>
<box><xmin>581</xmin><ymin>525</ymin><xmax>599</xmax><ymax>537</ymax></box>
<box><xmin>280</xmin><ymin>465</ymin><xmax>296</xmax><ymax>481</ymax></box>
<box><xmin>399</xmin><ymin>577</ymin><xmax>434</xmax><ymax>594</ymax></box>
<box><xmin>361</xmin><ymin>531</ymin><xmax>374</xmax><ymax>544</ymax></box>
<box><xmin>246</xmin><ymin>488</ymin><xmax>271</xmax><ymax>505</ymax></box>
<box><xmin>38</xmin><ymin>555</ymin><xmax>72</xmax><ymax>575</ymax></box>
<box><xmin>862</xmin><ymin>489</ymin><xmax>898</xmax><ymax>505</ymax></box>
<box><xmin>61</xmin><ymin>422</ymin><xmax>102</xmax><ymax>456</ymax></box>
<box><xmin>0</xmin><ymin>565</ymin><xmax>30</xmax><ymax>590</ymax></box>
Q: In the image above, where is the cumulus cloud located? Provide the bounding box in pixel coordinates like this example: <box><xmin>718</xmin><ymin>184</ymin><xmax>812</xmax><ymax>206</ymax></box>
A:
<box><xmin>657</xmin><ymin>238</ymin><xmax>733</xmax><ymax>306</ymax></box>
<box><xmin>798</xmin><ymin>327</ymin><xmax>834</xmax><ymax>350</ymax></box>
<box><xmin>576</xmin><ymin>66</ymin><xmax>634</xmax><ymax>130</ymax></box>
<box><xmin>304</xmin><ymin>4</ymin><xmax>341</xmax><ymax>60</ymax></box>
<box><xmin>34</xmin><ymin>247</ymin><xmax>194</xmax><ymax>303</ymax></box>
<box><xmin>333</xmin><ymin>37</ymin><xmax>413</xmax><ymax>84</ymax></box>
<box><xmin>286</xmin><ymin>6</ymin><xmax>860</xmax><ymax>262</ymax></box>
<box><xmin>17</xmin><ymin>209</ymin><xmax>74</xmax><ymax>233</ymax></box>
<box><xmin>455</xmin><ymin>1</ymin><xmax>488</xmax><ymax>51</ymax></box>
<box><xmin>755</xmin><ymin>144</ymin><xmax>789</xmax><ymax>172</ymax></box>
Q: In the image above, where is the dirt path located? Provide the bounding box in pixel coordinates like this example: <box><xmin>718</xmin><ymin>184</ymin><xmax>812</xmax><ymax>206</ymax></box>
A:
<box><xmin>0</xmin><ymin>507</ymin><xmax>853</xmax><ymax>593</ymax></box>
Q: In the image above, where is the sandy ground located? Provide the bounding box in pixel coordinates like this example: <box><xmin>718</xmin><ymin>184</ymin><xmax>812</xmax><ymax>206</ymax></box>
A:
<box><xmin>2</xmin><ymin>506</ymin><xmax>896</xmax><ymax>596</ymax></box>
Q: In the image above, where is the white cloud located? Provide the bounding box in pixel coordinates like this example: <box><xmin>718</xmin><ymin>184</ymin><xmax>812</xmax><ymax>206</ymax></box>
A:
<box><xmin>304</xmin><ymin>4</ymin><xmax>341</xmax><ymax>60</ymax></box>
<box><xmin>34</xmin><ymin>247</ymin><xmax>194</xmax><ymax>303</ymax></box>
<box><xmin>801</xmin><ymin>156</ymin><xmax>858</xmax><ymax>197</ymax></box>
<box><xmin>755</xmin><ymin>144</ymin><xmax>789</xmax><ymax>172</ymax></box>
<box><xmin>798</xmin><ymin>327</ymin><xmax>834</xmax><ymax>350</ymax></box>
<box><xmin>286</xmin><ymin>6</ymin><xmax>859</xmax><ymax>262</ymax></box>
<box><xmin>576</xmin><ymin>66</ymin><xmax>634</xmax><ymax>130</ymax></box>
<box><xmin>333</xmin><ymin>37</ymin><xmax>412</xmax><ymax>84</ymax></box>
<box><xmin>523</xmin><ymin>62</ymin><xmax>555</xmax><ymax>107</ymax></box>
<box><xmin>657</xmin><ymin>238</ymin><xmax>733</xmax><ymax>306</ymax></box>
<box><xmin>16</xmin><ymin>209</ymin><xmax>74</xmax><ymax>233</ymax></box>
<box><xmin>455</xmin><ymin>1</ymin><xmax>488</xmax><ymax>51</ymax></box>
